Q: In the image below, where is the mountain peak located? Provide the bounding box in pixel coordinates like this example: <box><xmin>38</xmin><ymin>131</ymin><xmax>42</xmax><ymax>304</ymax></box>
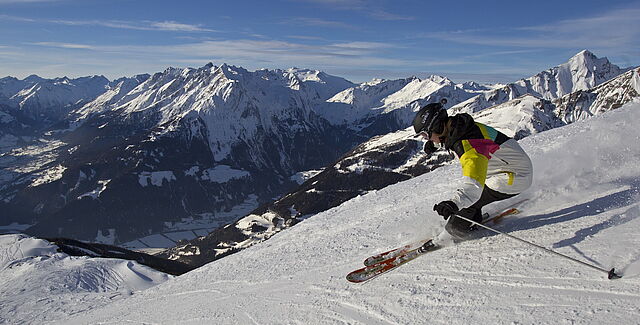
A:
<box><xmin>568</xmin><ymin>49</ymin><xmax>609</xmax><ymax>67</ymax></box>
<box><xmin>510</xmin><ymin>50</ymin><xmax>624</xmax><ymax>100</ymax></box>
<box><xmin>573</xmin><ymin>49</ymin><xmax>596</xmax><ymax>59</ymax></box>
<box><xmin>24</xmin><ymin>74</ymin><xmax>45</xmax><ymax>82</ymax></box>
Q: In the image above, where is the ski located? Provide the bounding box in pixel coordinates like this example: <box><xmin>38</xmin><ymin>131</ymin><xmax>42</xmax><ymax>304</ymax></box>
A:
<box><xmin>363</xmin><ymin>238</ymin><xmax>430</xmax><ymax>267</ymax></box>
<box><xmin>346</xmin><ymin>240</ymin><xmax>440</xmax><ymax>283</ymax></box>
<box><xmin>347</xmin><ymin>207</ymin><xmax>522</xmax><ymax>283</ymax></box>
<box><xmin>362</xmin><ymin>207</ymin><xmax>521</xmax><ymax>267</ymax></box>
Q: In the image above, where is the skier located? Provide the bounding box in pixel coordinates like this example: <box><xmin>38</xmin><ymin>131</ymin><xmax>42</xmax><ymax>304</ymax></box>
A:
<box><xmin>412</xmin><ymin>99</ymin><xmax>533</xmax><ymax>238</ymax></box>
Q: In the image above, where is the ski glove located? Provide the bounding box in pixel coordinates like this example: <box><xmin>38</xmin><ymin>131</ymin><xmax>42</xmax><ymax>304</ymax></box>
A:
<box><xmin>423</xmin><ymin>141</ymin><xmax>437</xmax><ymax>155</ymax></box>
<box><xmin>433</xmin><ymin>201</ymin><xmax>458</xmax><ymax>220</ymax></box>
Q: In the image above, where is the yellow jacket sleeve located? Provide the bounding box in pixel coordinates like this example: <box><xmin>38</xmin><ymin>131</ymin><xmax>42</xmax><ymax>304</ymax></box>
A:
<box><xmin>451</xmin><ymin>140</ymin><xmax>488</xmax><ymax>208</ymax></box>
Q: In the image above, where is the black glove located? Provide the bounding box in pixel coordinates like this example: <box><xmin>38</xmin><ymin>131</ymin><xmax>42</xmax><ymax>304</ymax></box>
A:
<box><xmin>433</xmin><ymin>201</ymin><xmax>458</xmax><ymax>220</ymax></box>
<box><xmin>423</xmin><ymin>141</ymin><xmax>437</xmax><ymax>155</ymax></box>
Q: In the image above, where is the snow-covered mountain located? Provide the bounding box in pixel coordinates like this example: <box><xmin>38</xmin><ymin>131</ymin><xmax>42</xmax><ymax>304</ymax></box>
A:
<box><xmin>520</xmin><ymin>49</ymin><xmax>627</xmax><ymax>99</ymax></box>
<box><xmin>0</xmin><ymin>74</ymin><xmax>148</xmax><ymax>154</ymax></box>
<box><xmin>451</xmin><ymin>50</ymin><xmax>629</xmax><ymax>114</ymax></box>
<box><xmin>1</xmin><ymin>75</ymin><xmax>111</xmax><ymax>121</ymax></box>
<box><xmin>5</xmin><ymin>101</ymin><xmax>639</xmax><ymax>324</ymax></box>
<box><xmin>72</xmin><ymin>74</ymin><xmax>150</xmax><ymax>120</ymax></box>
<box><xmin>317</xmin><ymin>75</ymin><xmax>486</xmax><ymax>136</ymax></box>
<box><xmin>0</xmin><ymin>50</ymin><xmax>636</xmax><ymax>249</ymax></box>
<box><xmin>0</xmin><ymin>64</ymin><xmax>363</xmax><ymax>245</ymax></box>
<box><xmin>554</xmin><ymin>66</ymin><xmax>640</xmax><ymax>123</ymax></box>
<box><xmin>163</xmin><ymin>66</ymin><xmax>639</xmax><ymax>267</ymax></box>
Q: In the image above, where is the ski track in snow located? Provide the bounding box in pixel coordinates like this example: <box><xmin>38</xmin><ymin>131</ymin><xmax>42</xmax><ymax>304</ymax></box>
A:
<box><xmin>4</xmin><ymin>103</ymin><xmax>640</xmax><ymax>324</ymax></box>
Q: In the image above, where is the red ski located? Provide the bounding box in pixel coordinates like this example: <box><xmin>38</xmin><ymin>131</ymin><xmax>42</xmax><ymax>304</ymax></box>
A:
<box><xmin>347</xmin><ymin>239</ymin><xmax>440</xmax><ymax>283</ymax></box>
<box><xmin>347</xmin><ymin>207</ymin><xmax>522</xmax><ymax>283</ymax></box>
<box><xmin>362</xmin><ymin>207</ymin><xmax>520</xmax><ymax>267</ymax></box>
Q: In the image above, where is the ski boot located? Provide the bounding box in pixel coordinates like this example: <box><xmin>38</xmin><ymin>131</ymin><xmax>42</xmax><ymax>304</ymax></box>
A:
<box><xmin>445</xmin><ymin>208</ymin><xmax>483</xmax><ymax>239</ymax></box>
<box><xmin>417</xmin><ymin>239</ymin><xmax>439</xmax><ymax>253</ymax></box>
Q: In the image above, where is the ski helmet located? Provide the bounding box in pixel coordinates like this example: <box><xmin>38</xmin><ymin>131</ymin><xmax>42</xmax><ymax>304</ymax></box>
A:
<box><xmin>412</xmin><ymin>100</ymin><xmax>448</xmax><ymax>135</ymax></box>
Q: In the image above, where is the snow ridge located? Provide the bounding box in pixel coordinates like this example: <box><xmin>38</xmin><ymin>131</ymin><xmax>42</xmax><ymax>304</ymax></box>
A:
<box><xmin>0</xmin><ymin>234</ymin><xmax>171</xmax><ymax>324</ymax></box>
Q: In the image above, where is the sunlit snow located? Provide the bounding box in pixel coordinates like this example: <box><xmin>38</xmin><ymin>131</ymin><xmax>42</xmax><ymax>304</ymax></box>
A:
<box><xmin>3</xmin><ymin>101</ymin><xmax>636</xmax><ymax>325</ymax></box>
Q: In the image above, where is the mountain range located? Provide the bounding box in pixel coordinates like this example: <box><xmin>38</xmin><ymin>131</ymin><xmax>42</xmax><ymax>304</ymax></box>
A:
<box><xmin>0</xmin><ymin>50</ymin><xmax>638</xmax><ymax>259</ymax></box>
<box><xmin>161</xmin><ymin>53</ymin><xmax>639</xmax><ymax>267</ymax></box>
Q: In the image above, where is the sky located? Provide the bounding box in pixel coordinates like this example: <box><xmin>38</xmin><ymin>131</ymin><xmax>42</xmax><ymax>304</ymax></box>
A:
<box><xmin>0</xmin><ymin>0</ymin><xmax>639</xmax><ymax>84</ymax></box>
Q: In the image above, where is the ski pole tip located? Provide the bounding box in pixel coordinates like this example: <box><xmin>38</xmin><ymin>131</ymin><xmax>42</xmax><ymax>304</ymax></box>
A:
<box><xmin>608</xmin><ymin>268</ymin><xmax>622</xmax><ymax>280</ymax></box>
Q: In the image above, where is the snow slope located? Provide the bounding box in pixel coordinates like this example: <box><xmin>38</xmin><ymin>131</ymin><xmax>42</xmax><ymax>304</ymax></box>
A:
<box><xmin>0</xmin><ymin>234</ymin><xmax>172</xmax><ymax>324</ymax></box>
<box><xmin>41</xmin><ymin>102</ymin><xmax>640</xmax><ymax>324</ymax></box>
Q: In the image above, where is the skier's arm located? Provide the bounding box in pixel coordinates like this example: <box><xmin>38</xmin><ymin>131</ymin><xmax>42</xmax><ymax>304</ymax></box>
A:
<box><xmin>451</xmin><ymin>141</ymin><xmax>488</xmax><ymax>209</ymax></box>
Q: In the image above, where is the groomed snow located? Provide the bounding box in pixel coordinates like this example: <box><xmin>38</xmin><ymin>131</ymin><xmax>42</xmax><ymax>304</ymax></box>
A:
<box><xmin>44</xmin><ymin>101</ymin><xmax>639</xmax><ymax>324</ymax></box>
<box><xmin>0</xmin><ymin>102</ymin><xmax>637</xmax><ymax>324</ymax></box>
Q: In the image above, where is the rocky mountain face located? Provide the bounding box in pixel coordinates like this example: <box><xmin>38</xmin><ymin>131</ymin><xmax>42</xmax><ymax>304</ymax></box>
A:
<box><xmin>0</xmin><ymin>51</ymin><xmax>636</xmax><ymax>256</ymax></box>
<box><xmin>162</xmin><ymin>65</ymin><xmax>639</xmax><ymax>269</ymax></box>
<box><xmin>554</xmin><ymin>67</ymin><xmax>640</xmax><ymax>123</ymax></box>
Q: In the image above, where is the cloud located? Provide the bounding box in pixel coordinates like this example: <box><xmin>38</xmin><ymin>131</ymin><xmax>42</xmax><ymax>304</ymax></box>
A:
<box><xmin>329</xmin><ymin>41</ymin><xmax>397</xmax><ymax>50</ymax></box>
<box><xmin>8</xmin><ymin>36</ymin><xmax>532</xmax><ymax>83</ymax></box>
<box><xmin>52</xmin><ymin>18</ymin><xmax>217</xmax><ymax>32</ymax></box>
<box><xmin>286</xmin><ymin>35</ymin><xmax>326</xmax><ymax>41</ymax></box>
<box><xmin>148</xmin><ymin>21</ymin><xmax>216</xmax><ymax>32</ymax></box>
<box><xmin>0</xmin><ymin>14</ymin><xmax>217</xmax><ymax>32</ymax></box>
<box><xmin>25</xmin><ymin>37</ymin><xmax>405</xmax><ymax>70</ymax></box>
<box><xmin>288</xmin><ymin>17</ymin><xmax>357</xmax><ymax>29</ymax></box>
<box><xmin>368</xmin><ymin>9</ymin><xmax>414</xmax><ymax>21</ymax></box>
<box><xmin>29</xmin><ymin>42</ymin><xmax>95</xmax><ymax>49</ymax></box>
<box><xmin>0</xmin><ymin>14</ymin><xmax>35</xmax><ymax>22</ymax></box>
<box><xmin>170</xmin><ymin>40</ymin><xmax>404</xmax><ymax>66</ymax></box>
<box><xmin>421</xmin><ymin>7</ymin><xmax>640</xmax><ymax>51</ymax></box>
<box><xmin>294</xmin><ymin>0</ymin><xmax>414</xmax><ymax>21</ymax></box>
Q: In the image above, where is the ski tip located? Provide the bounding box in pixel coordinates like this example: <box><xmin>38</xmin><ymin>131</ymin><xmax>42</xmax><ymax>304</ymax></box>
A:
<box><xmin>608</xmin><ymin>268</ymin><xmax>622</xmax><ymax>280</ymax></box>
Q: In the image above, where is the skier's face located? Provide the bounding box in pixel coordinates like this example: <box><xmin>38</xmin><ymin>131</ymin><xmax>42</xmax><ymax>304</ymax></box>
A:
<box><xmin>418</xmin><ymin>130</ymin><xmax>443</xmax><ymax>143</ymax></box>
<box><xmin>429</xmin><ymin>130</ymin><xmax>443</xmax><ymax>143</ymax></box>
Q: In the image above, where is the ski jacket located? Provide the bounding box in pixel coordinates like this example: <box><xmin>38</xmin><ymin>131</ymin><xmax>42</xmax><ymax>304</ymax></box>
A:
<box><xmin>443</xmin><ymin>113</ymin><xmax>533</xmax><ymax>209</ymax></box>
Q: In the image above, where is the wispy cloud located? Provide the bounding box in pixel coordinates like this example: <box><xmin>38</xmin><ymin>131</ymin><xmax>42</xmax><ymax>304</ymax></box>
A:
<box><xmin>51</xmin><ymin>18</ymin><xmax>217</xmax><ymax>32</ymax></box>
<box><xmin>422</xmin><ymin>7</ymin><xmax>640</xmax><ymax>50</ymax></box>
<box><xmin>5</xmin><ymin>36</ymin><xmax>533</xmax><ymax>83</ymax></box>
<box><xmin>26</xmin><ymin>38</ymin><xmax>405</xmax><ymax>69</ymax></box>
<box><xmin>0</xmin><ymin>14</ymin><xmax>217</xmax><ymax>32</ymax></box>
<box><xmin>0</xmin><ymin>14</ymin><xmax>35</xmax><ymax>22</ymax></box>
<box><xmin>150</xmin><ymin>21</ymin><xmax>213</xmax><ymax>32</ymax></box>
<box><xmin>289</xmin><ymin>17</ymin><xmax>357</xmax><ymax>29</ymax></box>
<box><xmin>329</xmin><ymin>41</ymin><xmax>397</xmax><ymax>50</ymax></box>
<box><xmin>294</xmin><ymin>0</ymin><xmax>414</xmax><ymax>21</ymax></box>
<box><xmin>286</xmin><ymin>35</ymin><xmax>326</xmax><ymax>41</ymax></box>
<box><xmin>368</xmin><ymin>9</ymin><xmax>414</xmax><ymax>21</ymax></box>
<box><xmin>29</xmin><ymin>41</ymin><xmax>94</xmax><ymax>49</ymax></box>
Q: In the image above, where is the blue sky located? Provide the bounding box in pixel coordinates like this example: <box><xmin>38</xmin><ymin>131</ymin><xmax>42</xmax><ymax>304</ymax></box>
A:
<box><xmin>1</xmin><ymin>0</ymin><xmax>639</xmax><ymax>83</ymax></box>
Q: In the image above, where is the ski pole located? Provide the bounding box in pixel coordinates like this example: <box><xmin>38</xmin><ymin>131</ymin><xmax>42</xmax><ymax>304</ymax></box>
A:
<box><xmin>452</xmin><ymin>214</ymin><xmax>622</xmax><ymax>280</ymax></box>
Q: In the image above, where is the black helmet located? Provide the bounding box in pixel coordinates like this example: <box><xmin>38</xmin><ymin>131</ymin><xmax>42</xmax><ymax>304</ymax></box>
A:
<box><xmin>412</xmin><ymin>99</ymin><xmax>448</xmax><ymax>135</ymax></box>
